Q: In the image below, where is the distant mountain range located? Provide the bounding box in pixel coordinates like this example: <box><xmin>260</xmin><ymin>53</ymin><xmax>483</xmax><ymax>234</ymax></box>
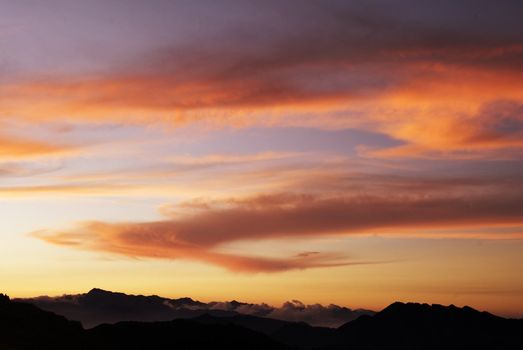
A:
<box><xmin>16</xmin><ymin>288</ymin><xmax>373</xmax><ymax>328</ymax></box>
<box><xmin>3</xmin><ymin>290</ymin><xmax>522</xmax><ymax>349</ymax></box>
<box><xmin>0</xmin><ymin>293</ymin><xmax>285</xmax><ymax>350</ymax></box>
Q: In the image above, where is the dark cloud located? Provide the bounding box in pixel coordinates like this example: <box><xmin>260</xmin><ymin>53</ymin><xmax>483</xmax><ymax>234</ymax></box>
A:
<box><xmin>471</xmin><ymin>100</ymin><xmax>523</xmax><ymax>142</ymax></box>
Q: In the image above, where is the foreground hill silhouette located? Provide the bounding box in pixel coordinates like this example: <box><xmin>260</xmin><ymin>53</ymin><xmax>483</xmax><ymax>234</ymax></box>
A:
<box><xmin>0</xmin><ymin>294</ymin><xmax>84</xmax><ymax>349</ymax></box>
<box><xmin>2</xmin><ymin>292</ymin><xmax>523</xmax><ymax>349</ymax></box>
<box><xmin>336</xmin><ymin>301</ymin><xmax>523</xmax><ymax>349</ymax></box>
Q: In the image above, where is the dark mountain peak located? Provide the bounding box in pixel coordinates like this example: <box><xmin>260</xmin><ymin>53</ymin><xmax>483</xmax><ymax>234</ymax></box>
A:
<box><xmin>87</xmin><ymin>288</ymin><xmax>117</xmax><ymax>297</ymax></box>
<box><xmin>85</xmin><ymin>288</ymin><xmax>165</xmax><ymax>301</ymax></box>
<box><xmin>337</xmin><ymin>301</ymin><xmax>523</xmax><ymax>349</ymax></box>
<box><xmin>340</xmin><ymin>301</ymin><xmax>504</xmax><ymax>332</ymax></box>
<box><xmin>0</xmin><ymin>293</ymin><xmax>10</xmax><ymax>304</ymax></box>
<box><xmin>88</xmin><ymin>288</ymin><xmax>130</xmax><ymax>296</ymax></box>
<box><xmin>381</xmin><ymin>301</ymin><xmax>428</xmax><ymax>311</ymax></box>
<box><xmin>88</xmin><ymin>288</ymin><xmax>106</xmax><ymax>294</ymax></box>
<box><xmin>376</xmin><ymin>301</ymin><xmax>498</xmax><ymax>322</ymax></box>
<box><xmin>84</xmin><ymin>288</ymin><xmax>161</xmax><ymax>302</ymax></box>
<box><xmin>380</xmin><ymin>301</ymin><xmax>406</xmax><ymax>311</ymax></box>
<box><xmin>175</xmin><ymin>296</ymin><xmax>195</xmax><ymax>303</ymax></box>
<box><xmin>84</xmin><ymin>288</ymin><xmax>134</xmax><ymax>305</ymax></box>
<box><xmin>229</xmin><ymin>299</ymin><xmax>243</xmax><ymax>307</ymax></box>
<box><xmin>167</xmin><ymin>296</ymin><xmax>205</xmax><ymax>308</ymax></box>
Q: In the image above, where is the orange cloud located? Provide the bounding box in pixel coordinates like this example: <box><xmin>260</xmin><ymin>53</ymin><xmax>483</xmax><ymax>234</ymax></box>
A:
<box><xmin>33</xmin><ymin>223</ymin><xmax>356</xmax><ymax>273</ymax></box>
<box><xmin>367</xmin><ymin>67</ymin><xmax>523</xmax><ymax>158</ymax></box>
<box><xmin>0</xmin><ymin>134</ymin><xmax>75</xmax><ymax>160</ymax></box>
<box><xmin>33</xmin><ymin>175</ymin><xmax>523</xmax><ymax>272</ymax></box>
<box><xmin>3</xmin><ymin>59</ymin><xmax>522</xmax><ymax>161</ymax></box>
<box><xmin>2</xmin><ymin>7</ymin><xmax>522</xmax><ymax>159</ymax></box>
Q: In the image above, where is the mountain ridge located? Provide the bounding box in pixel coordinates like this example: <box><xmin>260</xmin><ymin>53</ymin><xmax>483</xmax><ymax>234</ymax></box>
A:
<box><xmin>2</xmin><ymin>293</ymin><xmax>523</xmax><ymax>349</ymax></box>
<box><xmin>16</xmin><ymin>287</ymin><xmax>372</xmax><ymax>328</ymax></box>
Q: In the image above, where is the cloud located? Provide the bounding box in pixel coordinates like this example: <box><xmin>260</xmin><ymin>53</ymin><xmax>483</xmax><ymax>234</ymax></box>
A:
<box><xmin>265</xmin><ymin>300</ymin><xmax>374</xmax><ymax>328</ymax></box>
<box><xmin>366</xmin><ymin>99</ymin><xmax>523</xmax><ymax>159</ymax></box>
<box><xmin>0</xmin><ymin>151</ymin><xmax>332</xmax><ymax>198</ymax></box>
<box><xmin>0</xmin><ymin>161</ymin><xmax>65</xmax><ymax>179</ymax></box>
<box><xmin>2</xmin><ymin>1</ymin><xmax>522</xmax><ymax>159</ymax></box>
<box><xmin>205</xmin><ymin>299</ymin><xmax>373</xmax><ymax>328</ymax></box>
<box><xmin>0</xmin><ymin>183</ymin><xmax>136</xmax><ymax>198</ymax></box>
<box><xmin>208</xmin><ymin>300</ymin><xmax>273</xmax><ymax>316</ymax></box>
<box><xmin>5</xmin><ymin>37</ymin><xmax>520</xmax><ymax>115</ymax></box>
<box><xmin>161</xmin><ymin>152</ymin><xmax>306</xmax><ymax>173</ymax></box>
<box><xmin>33</xmin><ymin>174</ymin><xmax>523</xmax><ymax>272</ymax></box>
<box><xmin>0</xmin><ymin>134</ymin><xmax>75</xmax><ymax>161</ymax></box>
<box><xmin>33</xmin><ymin>225</ymin><xmax>355</xmax><ymax>273</ymax></box>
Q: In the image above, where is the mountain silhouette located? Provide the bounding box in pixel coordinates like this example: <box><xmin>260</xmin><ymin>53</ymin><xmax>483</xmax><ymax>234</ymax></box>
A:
<box><xmin>3</xmin><ymin>292</ymin><xmax>523</xmax><ymax>349</ymax></box>
<box><xmin>0</xmin><ymin>294</ymin><xmax>288</xmax><ymax>350</ymax></box>
<box><xmin>85</xmin><ymin>319</ymin><xmax>289</xmax><ymax>350</ymax></box>
<box><xmin>190</xmin><ymin>313</ymin><xmax>336</xmax><ymax>349</ymax></box>
<box><xmin>18</xmin><ymin>288</ymin><xmax>371</xmax><ymax>328</ymax></box>
<box><xmin>336</xmin><ymin>301</ymin><xmax>523</xmax><ymax>349</ymax></box>
<box><xmin>0</xmin><ymin>293</ymin><xmax>84</xmax><ymax>350</ymax></box>
<box><xmin>16</xmin><ymin>288</ymin><xmax>236</xmax><ymax>328</ymax></box>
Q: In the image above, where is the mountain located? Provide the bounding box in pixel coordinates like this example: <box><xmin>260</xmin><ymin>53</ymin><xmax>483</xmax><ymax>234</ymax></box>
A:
<box><xmin>85</xmin><ymin>319</ymin><xmax>289</xmax><ymax>350</ymax></box>
<box><xmin>336</xmin><ymin>301</ymin><xmax>523</xmax><ymax>349</ymax></box>
<box><xmin>17</xmin><ymin>288</ymin><xmax>372</xmax><ymax>328</ymax></box>
<box><xmin>4</xmin><ymin>292</ymin><xmax>523</xmax><ymax>349</ymax></box>
<box><xmin>191</xmin><ymin>313</ymin><xmax>336</xmax><ymax>349</ymax></box>
<box><xmin>16</xmin><ymin>288</ymin><xmax>231</xmax><ymax>328</ymax></box>
<box><xmin>0</xmin><ymin>294</ymin><xmax>289</xmax><ymax>350</ymax></box>
<box><xmin>0</xmin><ymin>293</ymin><xmax>84</xmax><ymax>350</ymax></box>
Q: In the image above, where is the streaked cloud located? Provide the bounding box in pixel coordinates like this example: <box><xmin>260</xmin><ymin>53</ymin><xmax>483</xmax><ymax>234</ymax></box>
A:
<box><xmin>33</xmin><ymin>173</ymin><xmax>523</xmax><ymax>271</ymax></box>
<box><xmin>0</xmin><ymin>134</ymin><xmax>75</xmax><ymax>160</ymax></box>
<box><xmin>2</xmin><ymin>1</ymin><xmax>522</xmax><ymax>159</ymax></box>
<box><xmin>33</xmin><ymin>224</ymin><xmax>357</xmax><ymax>273</ymax></box>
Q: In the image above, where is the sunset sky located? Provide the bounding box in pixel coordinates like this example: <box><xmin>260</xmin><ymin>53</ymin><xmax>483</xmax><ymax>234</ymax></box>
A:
<box><xmin>1</xmin><ymin>0</ymin><xmax>522</xmax><ymax>317</ymax></box>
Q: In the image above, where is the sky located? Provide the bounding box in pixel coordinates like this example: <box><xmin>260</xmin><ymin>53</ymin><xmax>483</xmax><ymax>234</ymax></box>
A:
<box><xmin>0</xmin><ymin>0</ymin><xmax>522</xmax><ymax>317</ymax></box>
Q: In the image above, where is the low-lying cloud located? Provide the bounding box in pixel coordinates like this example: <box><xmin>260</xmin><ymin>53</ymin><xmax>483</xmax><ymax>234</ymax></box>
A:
<box><xmin>206</xmin><ymin>299</ymin><xmax>374</xmax><ymax>328</ymax></box>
